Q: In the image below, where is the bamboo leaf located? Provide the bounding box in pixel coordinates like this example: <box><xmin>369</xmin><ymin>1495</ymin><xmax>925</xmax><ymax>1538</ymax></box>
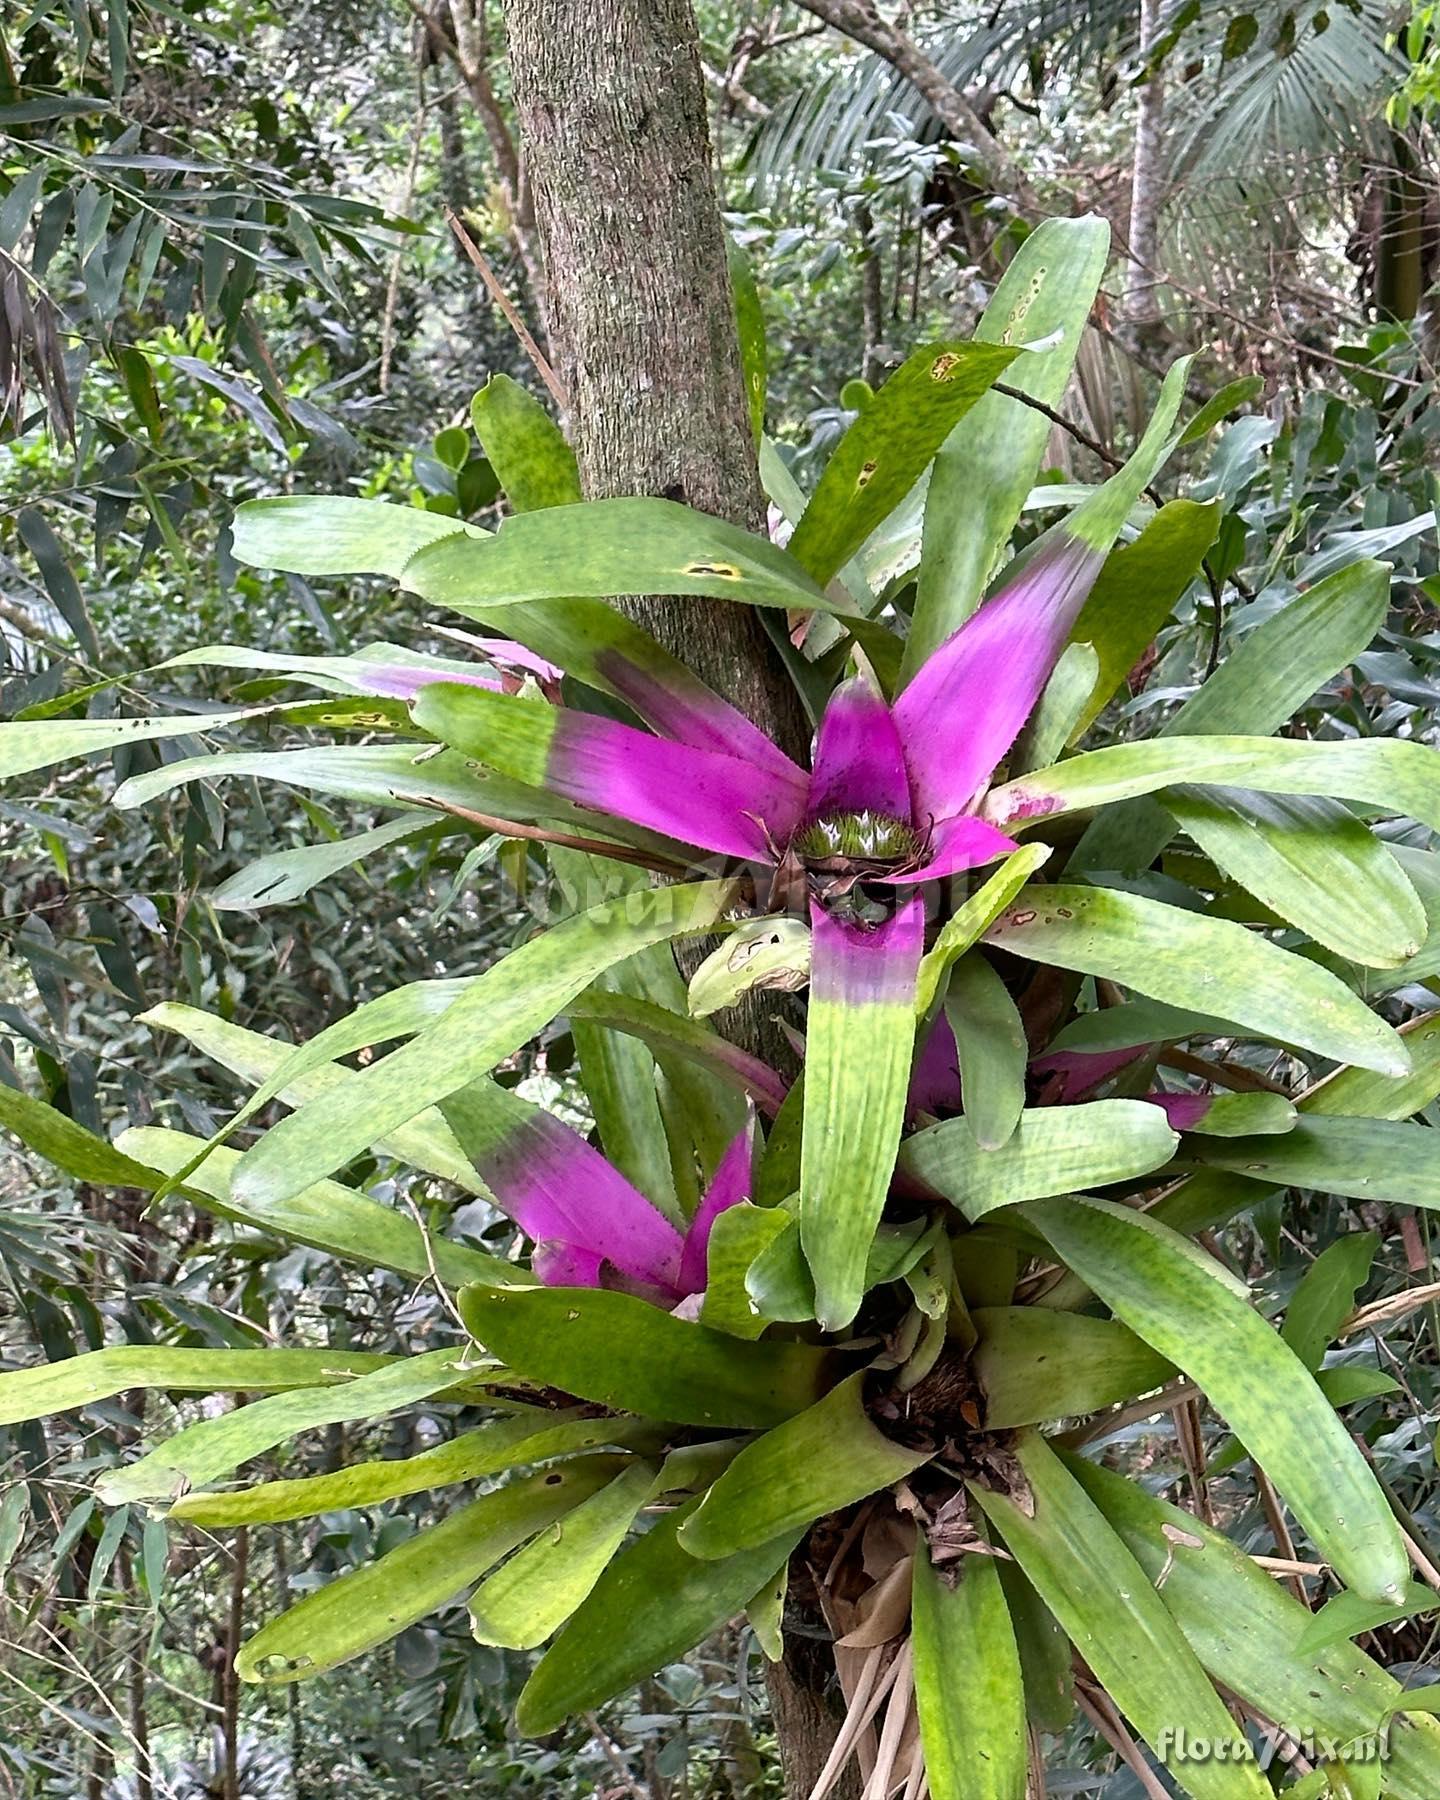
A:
<box><xmin>1028</xmin><ymin>1195</ymin><xmax>1410</xmax><ymax>1603</ymax></box>
<box><xmin>899</xmin><ymin>1100</ymin><xmax>1179</xmax><ymax>1222</ymax></box>
<box><xmin>984</xmin><ymin>884</ymin><xmax>1410</xmax><ymax>1076</ymax></box>
<box><xmin>912</xmin><ymin>1539</ymin><xmax>1028</xmax><ymax>1800</ymax></box>
<box><xmin>516</xmin><ymin>1496</ymin><xmax>801</xmax><ymax>1733</ymax></box>
<box><xmin>1282</xmin><ymin>1233</ymin><xmax>1379</xmax><ymax>1372</ymax></box>
<box><xmin>973</xmin><ymin>1433</ymin><xmax>1273</xmax><ymax>1800</ymax></box>
<box><xmin>972</xmin><ymin>1307</ymin><xmax>1175</xmax><ymax>1429</ymax></box>
<box><xmin>238</xmin><ymin>1460</ymin><xmax>621</xmax><ymax>1684</ymax></box>
<box><xmin>457</xmin><ymin>1282</ymin><xmax>836</xmax><ymax>1430</ymax></box>
<box><xmin>678</xmin><ymin>1374</ymin><xmax>929</xmax><ymax>1560</ymax></box>
<box><xmin>468</xmin><ymin>1459</ymin><xmax>658</xmax><ymax>1649</ymax></box>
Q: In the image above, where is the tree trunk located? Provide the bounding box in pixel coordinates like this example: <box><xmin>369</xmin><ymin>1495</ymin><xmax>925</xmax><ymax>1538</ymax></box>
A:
<box><xmin>1124</xmin><ymin>0</ymin><xmax>1166</xmax><ymax>326</ymax></box>
<box><xmin>792</xmin><ymin>0</ymin><xmax>1037</xmax><ymax>211</ymax></box>
<box><xmin>499</xmin><ymin>3</ymin><xmax>847</xmax><ymax>1791</ymax></box>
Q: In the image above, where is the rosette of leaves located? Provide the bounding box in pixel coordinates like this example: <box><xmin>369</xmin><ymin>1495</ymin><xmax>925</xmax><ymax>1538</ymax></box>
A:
<box><xmin>7</xmin><ymin>217</ymin><xmax>1440</xmax><ymax>1796</ymax></box>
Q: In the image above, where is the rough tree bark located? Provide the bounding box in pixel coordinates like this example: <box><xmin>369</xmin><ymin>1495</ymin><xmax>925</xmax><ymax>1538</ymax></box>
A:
<box><xmin>1123</xmin><ymin>0</ymin><xmax>1166</xmax><ymax>326</ymax></box>
<box><xmin>792</xmin><ymin>0</ymin><xmax>1037</xmax><ymax>211</ymax></box>
<box><xmin>498</xmin><ymin>2</ymin><xmax>851</xmax><ymax>1792</ymax></box>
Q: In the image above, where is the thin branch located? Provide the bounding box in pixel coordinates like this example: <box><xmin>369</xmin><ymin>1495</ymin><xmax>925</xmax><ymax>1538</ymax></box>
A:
<box><xmin>445</xmin><ymin>208</ymin><xmax>568</xmax><ymax>411</ymax></box>
<box><xmin>410</xmin><ymin>793</ymin><xmax>692</xmax><ymax>876</ymax></box>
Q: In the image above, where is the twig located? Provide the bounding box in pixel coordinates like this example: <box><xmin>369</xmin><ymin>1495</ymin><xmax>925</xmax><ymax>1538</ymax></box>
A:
<box><xmin>581</xmin><ymin>1713</ymin><xmax>647</xmax><ymax>1800</ymax></box>
<box><xmin>445</xmin><ymin>207</ymin><xmax>567</xmax><ymax>411</ymax></box>
<box><xmin>410</xmin><ymin>795</ymin><xmax>693</xmax><ymax>877</ymax></box>
<box><xmin>1254</xmin><ymin>1468</ymin><xmax>1310</xmax><ymax>1608</ymax></box>
<box><xmin>992</xmin><ymin>379</ymin><xmax>1168</xmax><ymax>512</ymax></box>
<box><xmin>1074</xmin><ymin>1680</ymin><xmax>1170</xmax><ymax>1800</ymax></box>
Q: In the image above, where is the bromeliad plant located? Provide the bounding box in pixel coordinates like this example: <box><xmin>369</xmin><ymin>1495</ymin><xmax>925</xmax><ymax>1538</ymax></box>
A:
<box><xmin>9</xmin><ymin>215</ymin><xmax>1440</xmax><ymax>1795</ymax></box>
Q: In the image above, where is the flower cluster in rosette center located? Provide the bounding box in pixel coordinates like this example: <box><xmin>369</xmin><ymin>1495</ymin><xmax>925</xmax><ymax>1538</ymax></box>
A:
<box><xmin>792</xmin><ymin>809</ymin><xmax>926</xmax><ymax>868</ymax></box>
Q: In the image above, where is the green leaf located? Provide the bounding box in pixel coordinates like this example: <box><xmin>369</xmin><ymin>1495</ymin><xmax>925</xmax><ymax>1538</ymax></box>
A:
<box><xmin>1027</xmin><ymin>1195</ymin><xmax>1410</xmax><ymax>1604</ymax></box>
<box><xmin>0</xmin><ymin>1484</ymin><xmax>29</xmax><ymax>1582</ymax></box>
<box><xmin>457</xmin><ymin>1283</ymin><xmax>835</xmax><ymax>1430</ymax></box>
<box><xmin>18</xmin><ymin>508</ymin><xmax>100</xmax><ymax>663</ymax></box>
<box><xmin>912</xmin><ymin>1539</ymin><xmax>1027</xmax><ymax>1800</ymax></box>
<box><xmin>550</xmin><ymin>849</ymin><xmax>678</xmax><ymax>1214</ymax></box>
<box><xmin>97</xmin><ymin>1350</ymin><xmax>481</xmax><ymax>1507</ymax></box>
<box><xmin>788</xmin><ymin>339</ymin><xmax>1023</xmax><ymax>588</ymax></box>
<box><xmin>172</xmin><ymin>1411</ymin><xmax>662</xmax><ymax>1526</ymax></box>
<box><xmin>1012</xmin><ymin>641</ymin><xmax>1099</xmax><ymax>775</ymax></box>
<box><xmin>1066</xmin><ymin>1454</ymin><xmax>1440</xmax><ymax>1800</ymax></box>
<box><xmin>516</xmin><ymin>1496</ymin><xmax>801</xmax><ymax>1733</ymax></box>
<box><xmin>801</xmin><ymin>936</ymin><xmax>916</xmax><ymax>1331</ymax></box>
<box><xmin>699</xmin><ymin>1204</ymin><xmax>794</xmax><ymax>1339</ymax></box>
<box><xmin>992</xmin><ymin>737</ymin><xmax>1440</xmax><ymax>839</ymax></box>
<box><xmin>400</xmin><ymin>497</ymin><xmax>835</xmax><ymax>613</ymax></box>
<box><xmin>470</xmin><ymin>372</ymin><xmax>581</xmax><ymax>510</ymax></box>
<box><xmin>230</xmin><ymin>496</ymin><xmax>475</xmax><ymax>577</ymax></box>
<box><xmin>746</xmin><ymin>1562</ymin><xmax>787</xmax><ymax>1662</ymax></box>
<box><xmin>898</xmin><ymin>1100</ymin><xmax>1180</xmax><ymax>1222</ymax></box>
<box><xmin>971</xmin><ymin>1307</ymin><xmax>1176</xmax><ymax>1429</ymax></box>
<box><xmin>1168</xmin><ymin>790</ymin><xmax>1427</xmax><ymax>968</ymax></box>
<box><xmin>1178</xmin><ymin>375</ymin><xmax>1266</xmax><ymax>444</ymax></box>
<box><xmin>0</xmin><ymin>1346</ymin><xmax>397</xmax><ymax>1427</ymax></box>
<box><xmin>943</xmin><ymin>955</ymin><xmax>1028</xmax><ymax>1149</ymax></box>
<box><xmin>569</xmin><ymin>989</ymin><xmax>786</xmax><ymax>1117</ymax></box>
<box><xmin>973</xmin><ymin>1433</ymin><xmax>1272</xmax><ymax>1800</ymax></box>
<box><xmin>687</xmin><ymin>915</ymin><xmax>812</xmax><ymax>1019</ymax></box>
<box><xmin>1316</xmin><ymin>1366</ymin><xmax>1400</xmax><ymax>1407</ymax></box>
<box><xmin>228</xmin><ymin>880</ymin><xmax>738</xmax><ymax>1208</ymax></box>
<box><xmin>997</xmin><ymin>1560</ymin><xmax>1074</xmax><ymax>1732</ymax></box>
<box><xmin>677</xmin><ymin>1374</ymin><xmax>929</xmax><ymax>1559</ymax></box>
<box><xmin>1186</xmin><ymin>1117</ymin><xmax>1440</xmax><ymax>1208</ymax></box>
<box><xmin>238</xmin><ymin>1459</ymin><xmax>620</xmax><ymax>1684</ymax></box>
<box><xmin>984</xmin><ymin>884</ymin><xmax>1410</xmax><ymax>1076</ymax></box>
<box><xmin>1069</xmin><ymin>558</ymin><xmax>1390</xmax><ymax>871</ymax></box>
<box><xmin>1296</xmin><ymin>1584</ymin><xmax>1440</xmax><ymax>1658</ymax></box>
<box><xmin>118</xmin><ymin>1126</ymin><xmax>513</xmax><ymax>1290</ymax></box>
<box><xmin>907</xmin><ymin>215</ymin><xmax>1110</xmax><ymax>672</ymax></box>
<box><xmin>1066</xmin><ymin>499</ymin><xmax>1221</xmax><ymax>738</ymax></box>
<box><xmin>1282</xmin><ymin>1232</ymin><xmax>1379</xmax><ymax>1372</ymax></box>
<box><xmin>727</xmin><ymin>236</ymin><xmax>768</xmax><ymax>445</ymax></box>
<box><xmin>1153</xmin><ymin>1012</ymin><xmax>1440</xmax><ymax>1238</ymax></box>
<box><xmin>915</xmin><ymin>844</ymin><xmax>1052</xmax><ymax>1017</ymax></box>
<box><xmin>87</xmin><ymin>1505</ymin><xmax>129</xmax><ymax>1601</ymax></box>
<box><xmin>468</xmin><ymin>1459</ymin><xmax>658</xmax><ymax>1649</ymax></box>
